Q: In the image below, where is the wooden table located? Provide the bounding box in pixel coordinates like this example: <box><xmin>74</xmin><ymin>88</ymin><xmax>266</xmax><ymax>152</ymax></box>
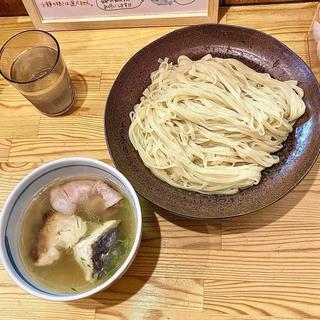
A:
<box><xmin>0</xmin><ymin>2</ymin><xmax>319</xmax><ymax>319</ymax></box>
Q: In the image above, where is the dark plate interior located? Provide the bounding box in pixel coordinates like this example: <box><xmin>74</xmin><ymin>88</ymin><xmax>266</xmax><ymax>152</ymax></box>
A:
<box><xmin>105</xmin><ymin>24</ymin><xmax>320</xmax><ymax>219</ymax></box>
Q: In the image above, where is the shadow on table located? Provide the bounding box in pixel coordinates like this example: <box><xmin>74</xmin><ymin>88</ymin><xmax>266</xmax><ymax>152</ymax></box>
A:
<box><xmin>62</xmin><ymin>70</ymin><xmax>88</xmax><ymax>116</ymax></box>
<box><xmin>69</xmin><ymin>196</ymin><xmax>161</xmax><ymax>309</ymax></box>
<box><xmin>218</xmin><ymin>160</ymin><xmax>319</xmax><ymax>234</ymax></box>
<box><xmin>68</xmin><ymin>162</ymin><xmax>318</xmax><ymax>310</ymax></box>
<box><xmin>147</xmin><ymin>200</ymin><xmax>222</xmax><ymax>235</ymax></box>
<box><xmin>153</xmin><ymin>161</ymin><xmax>319</xmax><ymax>235</ymax></box>
<box><xmin>218</xmin><ymin>6</ymin><xmax>230</xmax><ymax>23</ymax></box>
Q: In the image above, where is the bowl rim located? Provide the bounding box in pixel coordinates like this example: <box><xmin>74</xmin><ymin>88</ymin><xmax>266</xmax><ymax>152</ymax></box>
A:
<box><xmin>0</xmin><ymin>157</ymin><xmax>142</xmax><ymax>301</ymax></box>
<box><xmin>104</xmin><ymin>23</ymin><xmax>320</xmax><ymax>219</ymax></box>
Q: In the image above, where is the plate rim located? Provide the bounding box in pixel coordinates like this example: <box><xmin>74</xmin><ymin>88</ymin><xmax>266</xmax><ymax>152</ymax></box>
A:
<box><xmin>104</xmin><ymin>23</ymin><xmax>320</xmax><ymax>219</ymax></box>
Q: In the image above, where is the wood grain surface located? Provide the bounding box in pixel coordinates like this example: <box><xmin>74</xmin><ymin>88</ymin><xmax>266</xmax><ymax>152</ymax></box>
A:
<box><xmin>0</xmin><ymin>2</ymin><xmax>319</xmax><ymax>320</ymax></box>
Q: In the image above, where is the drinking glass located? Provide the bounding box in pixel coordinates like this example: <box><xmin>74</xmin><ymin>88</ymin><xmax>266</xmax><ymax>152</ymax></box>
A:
<box><xmin>0</xmin><ymin>30</ymin><xmax>75</xmax><ymax>116</ymax></box>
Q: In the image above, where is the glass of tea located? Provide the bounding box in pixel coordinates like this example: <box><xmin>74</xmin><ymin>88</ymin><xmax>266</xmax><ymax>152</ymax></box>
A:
<box><xmin>0</xmin><ymin>30</ymin><xmax>75</xmax><ymax>116</ymax></box>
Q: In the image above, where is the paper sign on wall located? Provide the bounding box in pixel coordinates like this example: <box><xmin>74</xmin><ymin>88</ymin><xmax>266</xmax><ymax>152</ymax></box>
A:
<box><xmin>36</xmin><ymin>0</ymin><xmax>208</xmax><ymax>18</ymax></box>
<box><xmin>22</xmin><ymin>0</ymin><xmax>218</xmax><ymax>30</ymax></box>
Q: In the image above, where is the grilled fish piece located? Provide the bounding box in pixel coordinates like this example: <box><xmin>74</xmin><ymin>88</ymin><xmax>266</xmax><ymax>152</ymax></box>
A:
<box><xmin>73</xmin><ymin>220</ymin><xmax>120</xmax><ymax>281</ymax></box>
<box><xmin>34</xmin><ymin>212</ymin><xmax>87</xmax><ymax>266</ymax></box>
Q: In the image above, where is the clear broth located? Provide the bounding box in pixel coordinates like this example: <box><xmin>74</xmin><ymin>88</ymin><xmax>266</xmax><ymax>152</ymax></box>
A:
<box><xmin>19</xmin><ymin>176</ymin><xmax>135</xmax><ymax>294</ymax></box>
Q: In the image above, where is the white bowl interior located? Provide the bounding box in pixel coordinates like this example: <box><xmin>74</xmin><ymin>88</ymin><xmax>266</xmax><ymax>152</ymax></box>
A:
<box><xmin>0</xmin><ymin>158</ymin><xmax>141</xmax><ymax>300</ymax></box>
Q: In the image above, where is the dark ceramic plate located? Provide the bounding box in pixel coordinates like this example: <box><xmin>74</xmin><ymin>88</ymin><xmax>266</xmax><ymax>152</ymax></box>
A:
<box><xmin>105</xmin><ymin>24</ymin><xmax>320</xmax><ymax>219</ymax></box>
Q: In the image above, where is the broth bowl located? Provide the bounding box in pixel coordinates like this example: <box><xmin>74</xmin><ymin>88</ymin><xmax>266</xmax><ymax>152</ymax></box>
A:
<box><xmin>0</xmin><ymin>157</ymin><xmax>142</xmax><ymax>301</ymax></box>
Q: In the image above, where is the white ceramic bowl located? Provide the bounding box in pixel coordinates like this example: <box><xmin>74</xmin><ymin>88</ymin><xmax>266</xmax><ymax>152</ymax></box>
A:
<box><xmin>0</xmin><ymin>157</ymin><xmax>142</xmax><ymax>301</ymax></box>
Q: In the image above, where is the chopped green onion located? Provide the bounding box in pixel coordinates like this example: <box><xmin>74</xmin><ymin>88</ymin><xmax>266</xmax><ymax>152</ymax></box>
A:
<box><xmin>103</xmin><ymin>267</ymin><xmax>118</xmax><ymax>278</ymax></box>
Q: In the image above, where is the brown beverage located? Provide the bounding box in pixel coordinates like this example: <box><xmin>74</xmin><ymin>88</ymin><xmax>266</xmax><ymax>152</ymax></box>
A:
<box><xmin>10</xmin><ymin>46</ymin><xmax>75</xmax><ymax>115</ymax></box>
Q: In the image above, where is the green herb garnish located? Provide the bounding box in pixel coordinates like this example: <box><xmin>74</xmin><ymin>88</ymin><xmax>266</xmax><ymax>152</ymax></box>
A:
<box><xmin>118</xmin><ymin>238</ymin><xmax>132</xmax><ymax>252</ymax></box>
<box><xmin>110</xmin><ymin>250</ymin><xmax>119</xmax><ymax>262</ymax></box>
<box><xmin>86</xmin><ymin>216</ymin><xmax>104</xmax><ymax>226</ymax></box>
<box><xmin>103</xmin><ymin>267</ymin><xmax>118</xmax><ymax>278</ymax></box>
<box><xmin>76</xmin><ymin>233</ymin><xmax>88</xmax><ymax>244</ymax></box>
<box><xmin>71</xmin><ymin>287</ymin><xmax>77</xmax><ymax>292</ymax></box>
<box><xmin>97</xmin><ymin>217</ymin><xmax>104</xmax><ymax>226</ymax></box>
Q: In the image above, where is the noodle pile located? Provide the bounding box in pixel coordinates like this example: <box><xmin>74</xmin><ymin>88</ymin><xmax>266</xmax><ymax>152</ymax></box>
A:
<box><xmin>129</xmin><ymin>55</ymin><xmax>306</xmax><ymax>194</ymax></box>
